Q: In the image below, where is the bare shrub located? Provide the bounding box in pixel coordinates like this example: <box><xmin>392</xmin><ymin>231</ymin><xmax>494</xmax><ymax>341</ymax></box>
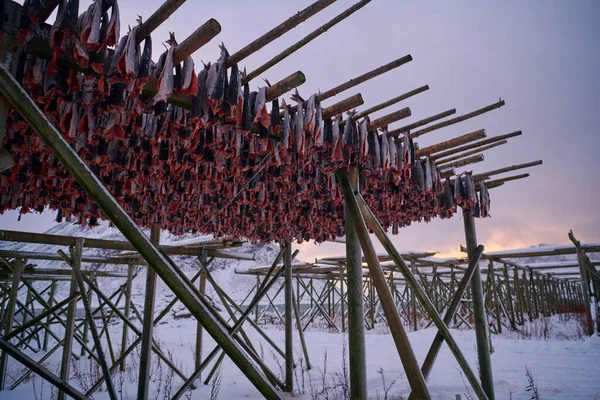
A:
<box><xmin>374</xmin><ymin>368</ymin><xmax>397</xmax><ymax>400</ymax></box>
<box><xmin>525</xmin><ymin>366</ymin><xmax>539</xmax><ymax>400</ymax></box>
<box><xmin>208</xmin><ymin>363</ymin><xmax>223</xmax><ymax>400</ymax></box>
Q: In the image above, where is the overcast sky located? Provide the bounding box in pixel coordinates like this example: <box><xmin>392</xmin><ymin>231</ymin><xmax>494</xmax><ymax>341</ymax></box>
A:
<box><xmin>2</xmin><ymin>0</ymin><xmax>599</xmax><ymax>261</ymax></box>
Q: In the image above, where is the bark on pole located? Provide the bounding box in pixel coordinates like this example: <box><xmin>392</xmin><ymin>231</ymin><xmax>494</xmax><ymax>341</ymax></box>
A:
<box><xmin>322</xmin><ymin>94</ymin><xmax>364</xmax><ymax>119</ymax></box>
<box><xmin>120</xmin><ymin>262</ymin><xmax>134</xmax><ymax>371</ymax></box>
<box><xmin>463</xmin><ymin>211</ymin><xmax>495</xmax><ymax>400</ymax></box>
<box><xmin>338</xmin><ymin>170</ymin><xmax>431</xmax><ymax>400</ymax></box>
<box><xmin>137</xmin><ymin>224</ymin><xmax>160</xmax><ymax>400</ymax></box>
<box><xmin>438</xmin><ymin>154</ymin><xmax>485</xmax><ymax>171</ymax></box>
<box><xmin>368</xmin><ymin>107</ymin><xmax>412</xmax><ymax>130</ymax></box>
<box><xmin>345</xmin><ymin>166</ymin><xmax>368</xmax><ymax>400</ymax></box>
<box><xmin>284</xmin><ymin>242</ymin><xmax>294</xmax><ymax>392</ymax></box>
<box><xmin>227</xmin><ymin>0</ymin><xmax>337</xmax><ymax>67</ymax></box>
<box><xmin>135</xmin><ymin>0</ymin><xmax>188</xmax><ymax>43</ymax></box>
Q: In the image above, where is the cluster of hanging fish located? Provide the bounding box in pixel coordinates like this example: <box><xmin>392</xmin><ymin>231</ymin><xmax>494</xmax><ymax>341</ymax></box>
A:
<box><xmin>0</xmin><ymin>0</ymin><xmax>490</xmax><ymax>243</ymax></box>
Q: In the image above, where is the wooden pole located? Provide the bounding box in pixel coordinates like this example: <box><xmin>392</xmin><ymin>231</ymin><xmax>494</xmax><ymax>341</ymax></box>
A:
<box><xmin>345</xmin><ymin>166</ymin><xmax>368</xmax><ymax>400</ymax></box>
<box><xmin>120</xmin><ymin>262</ymin><xmax>134</xmax><ymax>371</ymax></box>
<box><xmin>473</xmin><ymin>160</ymin><xmax>542</xmax><ymax>180</ymax></box>
<box><xmin>266</xmin><ymin>71</ymin><xmax>306</xmax><ymax>101</ymax></box>
<box><xmin>463</xmin><ymin>211</ymin><xmax>495</xmax><ymax>399</ymax></box>
<box><xmin>337</xmin><ymin>170</ymin><xmax>431</xmax><ymax>399</ymax></box>
<box><xmin>338</xmin><ymin>171</ymin><xmax>489</xmax><ymax>400</ymax></box>
<box><xmin>196</xmin><ymin>256</ymin><xmax>207</xmax><ymax>382</ymax></box>
<box><xmin>435</xmin><ymin>140</ymin><xmax>507</xmax><ymax>165</ymax></box>
<box><xmin>409</xmin><ymin>100</ymin><xmax>505</xmax><ymax>139</ymax></box>
<box><xmin>317</xmin><ymin>55</ymin><xmax>412</xmax><ymax>102</ymax></box>
<box><xmin>67</xmin><ymin>239</ymin><xmax>118</xmax><ymax>400</ymax></box>
<box><xmin>388</xmin><ymin>108</ymin><xmax>456</xmax><ymax>137</ymax></box>
<box><xmin>284</xmin><ymin>242</ymin><xmax>294</xmax><ymax>392</ymax></box>
<box><xmin>57</xmin><ymin>267</ymin><xmax>78</xmax><ymax>400</ymax></box>
<box><xmin>481</xmin><ymin>173</ymin><xmax>529</xmax><ymax>190</ymax></box>
<box><xmin>244</xmin><ymin>0</ymin><xmax>373</xmax><ymax>82</ymax></box>
<box><xmin>0</xmin><ymin>338</ymin><xmax>88</xmax><ymax>400</ymax></box>
<box><xmin>0</xmin><ymin>258</ymin><xmax>23</xmax><ymax>390</ymax></box>
<box><xmin>354</xmin><ymin>85</ymin><xmax>429</xmax><ymax>120</ymax></box>
<box><xmin>291</xmin><ymin>286</ymin><xmax>312</xmax><ymax>370</ymax></box>
<box><xmin>136</xmin><ymin>0</ymin><xmax>188</xmax><ymax>43</ymax></box>
<box><xmin>173</xmin><ymin>19</ymin><xmax>222</xmax><ymax>64</ymax></box>
<box><xmin>411</xmin><ymin>260</ymin><xmax>418</xmax><ymax>331</ymax></box>
<box><xmin>227</xmin><ymin>0</ymin><xmax>337</xmax><ymax>66</ymax></box>
<box><xmin>340</xmin><ymin>264</ymin><xmax>346</xmax><ymax>333</ymax></box>
<box><xmin>488</xmin><ymin>261</ymin><xmax>502</xmax><ymax>334</ymax></box>
<box><xmin>438</xmin><ymin>154</ymin><xmax>485</xmax><ymax>171</ymax></box>
<box><xmin>368</xmin><ymin>107</ymin><xmax>411</xmax><ymax>130</ymax></box>
<box><xmin>137</xmin><ymin>224</ymin><xmax>160</xmax><ymax>400</ymax></box>
<box><xmin>416</xmin><ymin>129</ymin><xmax>486</xmax><ymax>157</ymax></box>
<box><xmin>322</xmin><ymin>94</ymin><xmax>364</xmax><ymax>119</ymax></box>
<box><xmin>503</xmin><ymin>265</ymin><xmax>517</xmax><ymax>330</ymax></box>
<box><xmin>568</xmin><ymin>231</ymin><xmax>595</xmax><ymax>335</ymax></box>
<box><xmin>431</xmin><ymin>131</ymin><xmax>522</xmax><ymax>160</ymax></box>
<box><xmin>409</xmin><ymin>245</ymin><xmax>484</xmax><ymax>399</ymax></box>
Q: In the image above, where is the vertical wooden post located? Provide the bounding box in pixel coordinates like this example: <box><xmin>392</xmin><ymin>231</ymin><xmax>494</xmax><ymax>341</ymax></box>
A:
<box><xmin>530</xmin><ymin>271</ymin><xmax>539</xmax><ymax>319</ymax></box>
<box><xmin>0</xmin><ymin>258</ymin><xmax>23</xmax><ymax>389</ymax></box>
<box><xmin>21</xmin><ymin>289</ymin><xmax>32</xmax><ymax>341</ymax></box>
<box><xmin>488</xmin><ymin>261</ymin><xmax>501</xmax><ymax>334</ymax></box>
<box><xmin>69</xmin><ymin>238</ymin><xmax>118</xmax><ymax>400</ymax></box>
<box><xmin>43</xmin><ymin>280</ymin><xmax>57</xmax><ymax>351</ymax></box>
<box><xmin>463</xmin><ymin>212</ymin><xmax>495</xmax><ymax>400</ymax></box>
<box><xmin>345</xmin><ymin>166</ymin><xmax>367</xmax><ymax>400</ymax></box>
<box><xmin>57</xmin><ymin>264</ymin><xmax>78</xmax><ymax>400</ymax></box>
<box><xmin>283</xmin><ymin>242</ymin><xmax>294</xmax><ymax>392</ymax></box>
<box><xmin>255</xmin><ymin>276</ymin><xmax>260</xmax><ymax>323</ymax></box>
<box><xmin>137</xmin><ymin>224</ymin><xmax>160</xmax><ymax>399</ymax></box>
<box><xmin>291</xmin><ymin>285</ymin><xmax>311</xmax><ymax>370</ymax></box>
<box><xmin>503</xmin><ymin>265</ymin><xmax>516</xmax><ymax>329</ymax></box>
<box><xmin>411</xmin><ymin>260</ymin><xmax>418</xmax><ymax>331</ymax></box>
<box><xmin>120</xmin><ymin>262</ymin><xmax>134</xmax><ymax>371</ymax></box>
<box><xmin>196</xmin><ymin>253</ymin><xmax>207</xmax><ymax>382</ymax></box>
<box><xmin>340</xmin><ymin>264</ymin><xmax>346</xmax><ymax>332</ymax></box>
<box><xmin>80</xmin><ymin>287</ymin><xmax>93</xmax><ymax>356</ymax></box>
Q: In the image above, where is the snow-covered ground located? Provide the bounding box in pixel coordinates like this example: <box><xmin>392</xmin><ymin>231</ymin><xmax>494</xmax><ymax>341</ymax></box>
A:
<box><xmin>0</xmin><ymin>315</ymin><xmax>598</xmax><ymax>400</ymax></box>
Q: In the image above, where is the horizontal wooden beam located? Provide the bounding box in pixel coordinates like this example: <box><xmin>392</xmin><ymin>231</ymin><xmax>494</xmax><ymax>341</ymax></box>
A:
<box><xmin>431</xmin><ymin>130</ymin><xmax>522</xmax><ymax>160</ymax></box>
<box><xmin>388</xmin><ymin>108</ymin><xmax>456</xmax><ymax>138</ymax></box>
<box><xmin>416</xmin><ymin>129</ymin><xmax>486</xmax><ymax>157</ymax></box>
<box><xmin>322</xmin><ymin>93</ymin><xmax>364</xmax><ymax>119</ymax></box>
<box><xmin>368</xmin><ymin>107</ymin><xmax>411</xmax><ymax>130</ymax></box>
<box><xmin>136</xmin><ymin>0</ymin><xmax>188</xmax><ymax>44</ymax></box>
<box><xmin>473</xmin><ymin>160</ymin><xmax>542</xmax><ymax>180</ymax></box>
<box><xmin>409</xmin><ymin>100</ymin><xmax>505</xmax><ymax>139</ymax></box>
<box><xmin>354</xmin><ymin>85</ymin><xmax>428</xmax><ymax>120</ymax></box>
<box><xmin>438</xmin><ymin>154</ymin><xmax>484</xmax><ymax>170</ymax></box>
<box><xmin>435</xmin><ymin>140</ymin><xmax>506</xmax><ymax>165</ymax></box>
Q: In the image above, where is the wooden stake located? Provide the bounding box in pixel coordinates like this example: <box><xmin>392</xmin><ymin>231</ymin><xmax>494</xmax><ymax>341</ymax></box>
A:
<box><xmin>120</xmin><ymin>262</ymin><xmax>134</xmax><ymax>371</ymax></box>
<box><xmin>317</xmin><ymin>55</ymin><xmax>412</xmax><ymax>102</ymax></box>
<box><xmin>409</xmin><ymin>100</ymin><xmax>505</xmax><ymax>139</ymax></box>
<box><xmin>368</xmin><ymin>107</ymin><xmax>411</xmax><ymax>130</ymax></box>
<box><xmin>473</xmin><ymin>160</ymin><xmax>542</xmax><ymax>181</ymax></box>
<box><xmin>227</xmin><ymin>0</ymin><xmax>337</xmax><ymax>66</ymax></box>
<box><xmin>480</xmin><ymin>173</ymin><xmax>529</xmax><ymax>189</ymax></box>
<box><xmin>244</xmin><ymin>0</ymin><xmax>373</xmax><ymax>82</ymax></box>
<box><xmin>417</xmin><ymin>129</ymin><xmax>486</xmax><ymax>157</ymax></box>
<box><xmin>388</xmin><ymin>108</ymin><xmax>456</xmax><ymax>137</ymax></box>
<box><xmin>354</xmin><ymin>85</ymin><xmax>429</xmax><ymax>120</ymax></box>
<box><xmin>432</xmin><ymin>131</ymin><xmax>522</xmax><ymax>160</ymax></box>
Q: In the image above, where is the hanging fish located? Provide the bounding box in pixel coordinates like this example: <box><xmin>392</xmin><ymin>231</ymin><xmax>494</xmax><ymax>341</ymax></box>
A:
<box><xmin>380</xmin><ymin>130</ymin><xmax>390</xmax><ymax>170</ymax></box>
<box><xmin>48</xmin><ymin>0</ymin><xmax>79</xmax><ymax>75</ymax></box>
<box><xmin>281</xmin><ymin>101</ymin><xmax>291</xmax><ymax>153</ymax></box>
<box><xmin>153</xmin><ymin>36</ymin><xmax>176</xmax><ymax>104</ymax></box>
<box><xmin>291</xmin><ymin>90</ymin><xmax>305</xmax><ymax>155</ymax></box>
<box><xmin>387</xmin><ymin>132</ymin><xmax>397</xmax><ymax>170</ymax></box>
<box><xmin>424</xmin><ymin>157</ymin><xmax>433</xmax><ymax>191</ymax></box>
<box><xmin>253</xmin><ymin>86</ymin><xmax>270</xmax><ymax>130</ymax></box>
<box><xmin>241</xmin><ymin>82</ymin><xmax>252</xmax><ymax>131</ymax></box>
<box><xmin>107</xmin><ymin>32</ymin><xmax>129</xmax><ymax>79</ymax></box>
<box><xmin>313</xmin><ymin>102</ymin><xmax>323</xmax><ymax>148</ymax></box>
<box><xmin>304</xmin><ymin>94</ymin><xmax>317</xmax><ymax>134</ymax></box>
<box><xmin>412</xmin><ymin>160</ymin><xmax>425</xmax><ymax>191</ymax></box>
<box><xmin>270</xmin><ymin>97</ymin><xmax>281</xmax><ymax>136</ymax></box>
<box><xmin>179</xmin><ymin>53</ymin><xmax>198</xmax><ymax>95</ymax></box>
<box><xmin>358</xmin><ymin>118</ymin><xmax>369</xmax><ymax>163</ymax></box>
